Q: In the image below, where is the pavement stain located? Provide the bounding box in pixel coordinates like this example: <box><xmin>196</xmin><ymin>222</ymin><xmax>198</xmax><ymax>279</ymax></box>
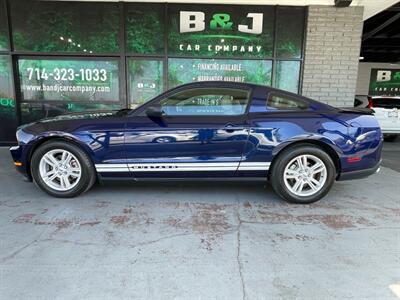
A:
<box><xmin>253</xmin><ymin>210</ymin><xmax>375</xmax><ymax>230</ymax></box>
<box><xmin>12</xmin><ymin>213</ymin><xmax>36</xmax><ymax>224</ymax></box>
<box><xmin>94</xmin><ymin>201</ymin><xmax>111</xmax><ymax>208</ymax></box>
<box><xmin>109</xmin><ymin>215</ymin><xmax>130</xmax><ymax>225</ymax></box>
<box><xmin>275</xmin><ymin>233</ymin><xmax>316</xmax><ymax>242</ymax></box>
<box><xmin>123</xmin><ymin>207</ymin><xmax>133</xmax><ymax>214</ymax></box>
<box><xmin>191</xmin><ymin>208</ymin><xmax>230</xmax><ymax>235</ymax></box>
<box><xmin>161</xmin><ymin>203</ymin><xmax>233</xmax><ymax>251</ymax></box>
<box><xmin>243</xmin><ymin>201</ymin><xmax>252</xmax><ymax>209</ymax></box>
<box><xmin>54</xmin><ymin>219</ymin><xmax>73</xmax><ymax>230</ymax></box>
<box><xmin>12</xmin><ymin>214</ymin><xmax>101</xmax><ymax>231</ymax></box>
<box><xmin>79</xmin><ymin>221</ymin><xmax>102</xmax><ymax>226</ymax></box>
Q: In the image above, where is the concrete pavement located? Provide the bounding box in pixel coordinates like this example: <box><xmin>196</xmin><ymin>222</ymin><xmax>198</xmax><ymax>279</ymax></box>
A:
<box><xmin>382</xmin><ymin>139</ymin><xmax>400</xmax><ymax>172</ymax></box>
<box><xmin>0</xmin><ymin>147</ymin><xmax>399</xmax><ymax>300</ymax></box>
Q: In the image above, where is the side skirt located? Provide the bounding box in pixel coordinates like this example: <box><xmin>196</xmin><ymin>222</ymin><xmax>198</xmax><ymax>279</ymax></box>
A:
<box><xmin>97</xmin><ymin>175</ymin><xmax>268</xmax><ymax>182</ymax></box>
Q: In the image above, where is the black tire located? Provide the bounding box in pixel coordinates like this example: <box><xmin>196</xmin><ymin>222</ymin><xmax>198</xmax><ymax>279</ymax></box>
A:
<box><xmin>270</xmin><ymin>144</ymin><xmax>336</xmax><ymax>204</ymax></box>
<box><xmin>30</xmin><ymin>140</ymin><xmax>96</xmax><ymax>198</ymax></box>
<box><xmin>384</xmin><ymin>134</ymin><xmax>398</xmax><ymax>142</ymax></box>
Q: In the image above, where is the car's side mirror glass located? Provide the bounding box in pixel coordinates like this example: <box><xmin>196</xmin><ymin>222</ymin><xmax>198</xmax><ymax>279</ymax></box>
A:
<box><xmin>145</xmin><ymin>106</ymin><xmax>164</xmax><ymax>119</ymax></box>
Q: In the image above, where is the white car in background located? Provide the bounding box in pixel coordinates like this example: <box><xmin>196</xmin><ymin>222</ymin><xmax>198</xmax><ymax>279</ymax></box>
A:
<box><xmin>355</xmin><ymin>95</ymin><xmax>400</xmax><ymax>142</ymax></box>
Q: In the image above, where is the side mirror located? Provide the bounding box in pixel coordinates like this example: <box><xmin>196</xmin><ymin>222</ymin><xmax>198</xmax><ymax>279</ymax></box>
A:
<box><xmin>145</xmin><ymin>106</ymin><xmax>164</xmax><ymax>119</ymax></box>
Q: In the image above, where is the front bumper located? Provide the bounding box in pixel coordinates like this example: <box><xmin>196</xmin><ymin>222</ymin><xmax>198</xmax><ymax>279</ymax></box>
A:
<box><xmin>10</xmin><ymin>145</ymin><xmax>22</xmax><ymax>162</ymax></box>
<box><xmin>337</xmin><ymin>159</ymin><xmax>382</xmax><ymax>181</ymax></box>
<box><xmin>10</xmin><ymin>145</ymin><xmax>32</xmax><ymax>181</ymax></box>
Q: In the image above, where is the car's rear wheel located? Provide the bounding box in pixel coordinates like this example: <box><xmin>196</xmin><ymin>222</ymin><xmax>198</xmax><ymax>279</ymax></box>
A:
<box><xmin>31</xmin><ymin>140</ymin><xmax>96</xmax><ymax>198</ymax></box>
<box><xmin>270</xmin><ymin>144</ymin><xmax>336</xmax><ymax>204</ymax></box>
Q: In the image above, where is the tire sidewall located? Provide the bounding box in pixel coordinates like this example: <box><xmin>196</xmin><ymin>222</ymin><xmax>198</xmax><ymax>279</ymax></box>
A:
<box><xmin>31</xmin><ymin>140</ymin><xmax>94</xmax><ymax>198</ymax></box>
<box><xmin>271</xmin><ymin>145</ymin><xmax>336</xmax><ymax>204</ymax></box>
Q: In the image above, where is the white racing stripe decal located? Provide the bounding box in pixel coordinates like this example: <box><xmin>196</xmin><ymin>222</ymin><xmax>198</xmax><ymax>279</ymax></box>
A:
<box><xmin>95</xmin><ymin>164</ymin><xmax>129</xmax><ymax>173</ymax></box>
<box><xmin>238</xmin><ymin>162</ymin><xmax>271</xmax><ymax>171</ymax></box>
<box><xmin>95</xmin><ymin>162</ymin><xmax>270</xmax><ymax>172</ymax></box>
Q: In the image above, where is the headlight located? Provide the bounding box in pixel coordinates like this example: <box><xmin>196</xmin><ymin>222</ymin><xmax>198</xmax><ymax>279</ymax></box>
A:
<box><xmin>15</xmin><ymin>128</ymin><xmax>35</xmax><ymax>145</ymax></box>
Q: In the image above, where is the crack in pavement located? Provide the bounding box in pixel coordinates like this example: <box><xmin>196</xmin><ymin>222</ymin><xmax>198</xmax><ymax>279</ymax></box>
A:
<box><xmin>1</xmin><ymin>206</ymin><xmax>68</xmax><ymax>263</ymax></box>
<box><xmin>1</xmin><ymin>232</ymin><xmax>196</xmax><ymax>263</ymax></box>
<box><xmin>0</xmin><ymin>238</ymin><xmax>39</xmax><ymax>263</ymax></box>
<box><xmin>236</xmin><ymin>198</ymin><xmax>246</xmax><ymax>300</ymax></box>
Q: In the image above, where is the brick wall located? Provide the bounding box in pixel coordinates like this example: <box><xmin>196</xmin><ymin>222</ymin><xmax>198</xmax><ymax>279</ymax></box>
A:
<box><xmin>301</xmin><ymin>6</ymin><xmax>364</xmax><ymax>107</ymax></box>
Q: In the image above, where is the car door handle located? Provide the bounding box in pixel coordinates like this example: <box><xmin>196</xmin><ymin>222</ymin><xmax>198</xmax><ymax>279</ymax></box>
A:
<box><xmin>222</xmin><ymin>124</ymin><xmax>245</xmax><ymax>132</ymax></box>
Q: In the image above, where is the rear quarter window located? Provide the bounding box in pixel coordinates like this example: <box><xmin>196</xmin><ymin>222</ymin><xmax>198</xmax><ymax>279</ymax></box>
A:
<box><xmin>267</xmin><ymin>94</ymin><xmax>309</xmax><ymax>111</ymax></box>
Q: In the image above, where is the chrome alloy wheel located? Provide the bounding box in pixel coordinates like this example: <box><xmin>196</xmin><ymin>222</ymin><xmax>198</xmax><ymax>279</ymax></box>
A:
<box><xmin>283</xmin><ymin>154</ymin><xmax>327</xmax><ymax>197</ymax></box>
<box><xmin>39</xmin><ymin>149</ymin><xmax>82</xmax><ymax>191</ymax></box>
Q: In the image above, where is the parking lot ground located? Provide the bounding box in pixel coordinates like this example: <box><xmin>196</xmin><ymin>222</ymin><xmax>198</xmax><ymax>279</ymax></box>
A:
<box><xmin>382</xmin><ymin>139</ymin><xmax>400</xmax><ymax>172</ymax></box>
<box><xmin>0</xmin><ymin>146</ymin><xmax>399</xmax><ymax>300</ymax></box>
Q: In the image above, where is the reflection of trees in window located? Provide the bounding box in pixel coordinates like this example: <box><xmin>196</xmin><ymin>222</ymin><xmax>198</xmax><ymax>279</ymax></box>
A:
<box><xmin>168</xmin><ymin>58</ymin><xmax>272</xmax><ymax>88</ymax></box>
<box><xmin>0</xmin><ymin>0</ymin><xmax>8</xmax><ymax>51</ymax></box>
<box><xmin>275</xmin><ymin>61</ymin><xmax>300</xmax><ymax>93</ymax></box>
<box><xmin>11</xmin><ymin>1</ymin><xmax>119</xmax><ymax>53</ymax></box>
<box><xmin>0</xmin><ymin>57</ymin><xmax>13</xmax><ymax>100</ymax></box>
<box><xmin>0</xmin><ymin>56</ymin><xmax>17</xmax><ymax>141</ymax></box>
<box><xmin>128</xmin><ymin>60</ymin><xmax>164</xmax><ymax>106</ymax></box>
<box><xmin>276</xmin><ymin>7</ymin><xmax>305</xmax><ymax>58</ymax></box>
<box><xmin>126</xmin><ymin>4</ymin><xmax>164</xmax><ymax>55</ymax></box>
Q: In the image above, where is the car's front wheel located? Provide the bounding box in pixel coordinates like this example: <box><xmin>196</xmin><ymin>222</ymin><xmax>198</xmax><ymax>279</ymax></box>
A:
<box><xmin>270</xmin><ymin>144</ymin><xmax>336</xmax><ymax>204</ymax></box>
<box><xmin>31</xmin><ymin>140</ymin><xmax>96</xmax><ymax>198</ymax></box>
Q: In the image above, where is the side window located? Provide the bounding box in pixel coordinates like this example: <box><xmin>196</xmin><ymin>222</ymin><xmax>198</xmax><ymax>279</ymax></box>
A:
<box><xmin>151</xmin><ymin>88</ymin><xmax>249</xmax><ymax>116</ymax></box>
<box><xmin>267</xmin><ymin>94</ymin><xmax>308</xmax><ymax>110</ymax></box>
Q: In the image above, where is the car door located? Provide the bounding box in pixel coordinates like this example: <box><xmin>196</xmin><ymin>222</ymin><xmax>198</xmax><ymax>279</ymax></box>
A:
<box><xmin>124</xmin><ymin>84</ymin><xmax>251</xmax><ymax>178</ymax></box>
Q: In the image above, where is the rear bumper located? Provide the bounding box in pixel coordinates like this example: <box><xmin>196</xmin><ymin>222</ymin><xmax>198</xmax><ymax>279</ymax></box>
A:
<box><xmin>337</xmin><ymin>159</ymin><xmax>382</xmax><ymax>181</ymax></box>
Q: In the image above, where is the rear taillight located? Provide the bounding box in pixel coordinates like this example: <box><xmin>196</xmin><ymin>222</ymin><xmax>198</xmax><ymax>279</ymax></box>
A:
<box><xmin>367</xmin><ymin>96</ymin><xmax>373</xmax><ymax>109</ymax></box>
<box><xmin>347</xmin><ymin>156</ymin><xmax>362</xmax><ymax>163</ymax></box>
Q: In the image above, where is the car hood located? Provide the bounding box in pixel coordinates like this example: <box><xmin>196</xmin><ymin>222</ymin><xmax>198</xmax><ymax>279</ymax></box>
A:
<box><xmin>19</xmin><ymin>109</ymin><xmax>128</xmax><ymax>136</ymax></box>
<box><xmin>37</xmin><ymin>110</ymin><xmax>120</xmax><ymax>123</ymax></box>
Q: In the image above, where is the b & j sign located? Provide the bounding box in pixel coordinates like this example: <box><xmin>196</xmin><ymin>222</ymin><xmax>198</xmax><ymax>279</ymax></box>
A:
<box><xmin>168</xmin><ymin>5</ymin><xmax>274</xmax><ymax>58</ymax></box>
<box><xmin>369</xmin><ymin>68</ymin><xmax>400</xmax><ymax>96</ymax></box>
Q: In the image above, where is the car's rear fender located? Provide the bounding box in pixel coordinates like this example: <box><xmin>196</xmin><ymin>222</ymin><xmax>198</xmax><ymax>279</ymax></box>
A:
<box><xmin>268</xmin><ymin>137</ymin><xmax>342</xmax><ymax>177</ymax></box>
<box><xmin>334</xmin><ymin>113</ymin><xmax>383</xmax><ymax>173</ymax></box>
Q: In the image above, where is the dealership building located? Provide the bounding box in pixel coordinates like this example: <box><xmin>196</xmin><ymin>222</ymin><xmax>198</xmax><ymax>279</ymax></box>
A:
<box><xmin>0</xmin><ymin>0</ymin><xmax>398</xmax><ymax>145</ymax></box>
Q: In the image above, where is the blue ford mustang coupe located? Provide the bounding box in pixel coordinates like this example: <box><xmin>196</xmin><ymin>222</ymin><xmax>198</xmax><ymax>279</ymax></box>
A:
<box><xmin>10</xmin><ymin>82</ymin><xmax>382</xmax><ymax>203</ymax></box>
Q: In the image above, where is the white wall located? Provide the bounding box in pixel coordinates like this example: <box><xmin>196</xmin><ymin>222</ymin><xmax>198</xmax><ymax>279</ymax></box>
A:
<box><xmin>356</xmin><ymin>62</ymin><xmax>400</xmax><ymax>95</ymax></box>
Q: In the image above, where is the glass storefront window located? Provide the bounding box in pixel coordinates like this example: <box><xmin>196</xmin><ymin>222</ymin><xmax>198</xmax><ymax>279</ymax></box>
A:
<box><xmin>0</xmin><ymin>55</ymin><xmax>17</xmax><ymax>142</ymax></box>
<box><xmin>10</xmin><ymin>1</ymin><xmax>120</xmax><ymax>53</ymax></box>
<box><xmin>126</xmin><ymin>4</ymin><xmax>165</xmax><ymax>55</ymax></box>
<box><xmin>0</xmin><ymin>3</ymin><xmax>306</xmax><ymax>143</ymax></box>
<box><xmin>128</xmin><ymin>59</ymin><xmax>164</xmax><ymax>108</ymax></box>
<box><xmin>0</xmin><ymin>0</ymin><xmax>9</xmax><ymax>51</ymax></box>
<box><xmin>20</xmin><ymin>102</ymin><xmax>121</xmax><ymax>125</ymax></box>
<box><xmin>274</xmin><ymin>60</ymin><xmax>301</xmax><ymax>93</ymax></box>
<box><xmin>168</xmin><ymin>58</ymin><xmax>272</xmax><ymax>88</ymax></box>
<box><xmin>18</xmin><ymin>58</ymin><xmax>120</xmax><ymax>102</ymax></box>
<box><xmin>276</xmin><ymin>7</ymin><xmax>305</xmax><ymax>59</ymax></box>
<box><xmin>168</xmin><ymin>4</ymin><xmax>274</xmax><ymax>58</ymax></box>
